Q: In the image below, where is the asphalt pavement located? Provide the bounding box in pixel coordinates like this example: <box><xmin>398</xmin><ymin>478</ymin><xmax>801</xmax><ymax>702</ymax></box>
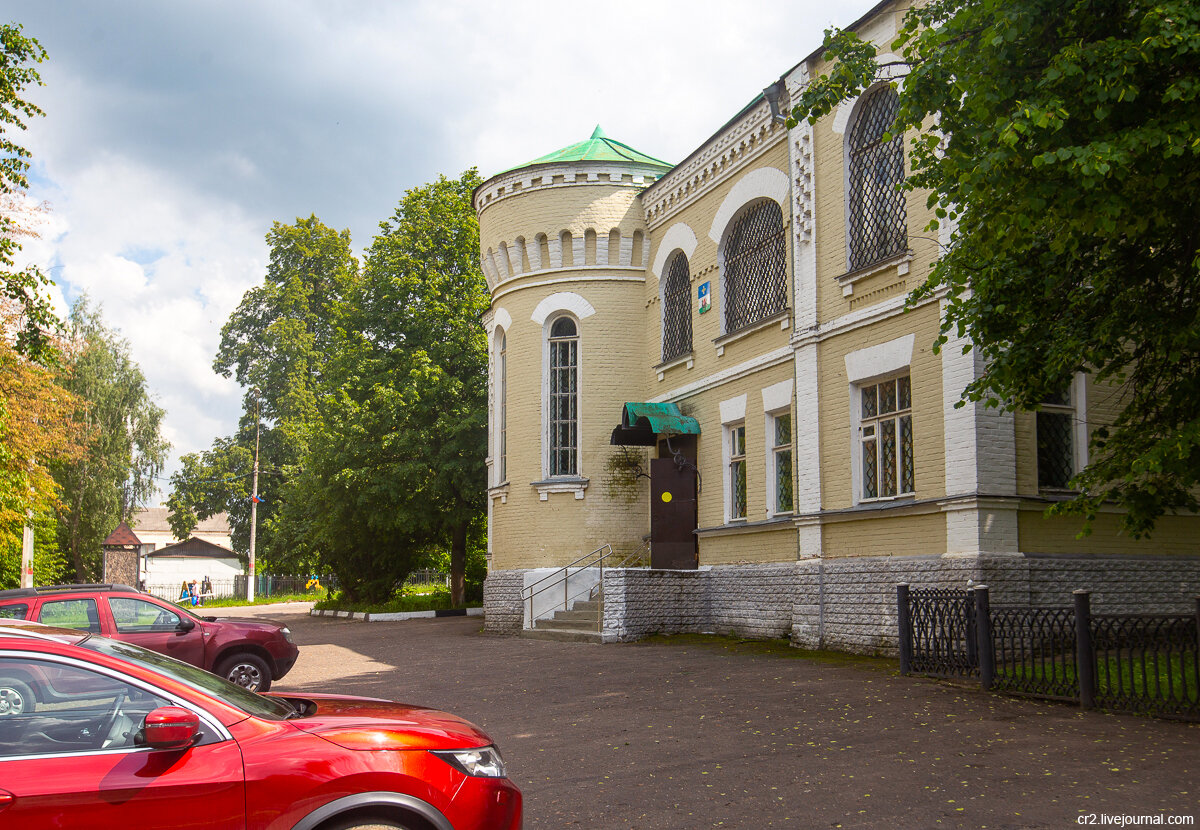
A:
<box><xmin>228</xmin><ymin>604</ymin><xmax>1199</xmax><ymax>830</ymax></box>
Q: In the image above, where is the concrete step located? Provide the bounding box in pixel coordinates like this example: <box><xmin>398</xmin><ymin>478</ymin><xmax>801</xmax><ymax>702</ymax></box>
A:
<box><xmin>521</xmin><ymin>627</ymin><xmax>603</xmax><ymax>644</ymax></box>
<box><xmin>535</xmin><ymin>616</ymin><xmax>597</xmax><ymax>632</ymax></box>
<box><xmin>551</xmin><ymin>609</ymin><xmax>600</xmax><ymax>623</ymax></box>
<box><xmin>570</xmin><ymin>600</ymin><xmax>600</xmax><ymax>613</ymax></box>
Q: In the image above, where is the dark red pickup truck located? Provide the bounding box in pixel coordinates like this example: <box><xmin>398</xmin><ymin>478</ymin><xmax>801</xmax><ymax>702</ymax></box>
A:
<box><xmin>0</xmin><ymin>584</ymin><xmax>297</xmax><ymax>692</ymax></box>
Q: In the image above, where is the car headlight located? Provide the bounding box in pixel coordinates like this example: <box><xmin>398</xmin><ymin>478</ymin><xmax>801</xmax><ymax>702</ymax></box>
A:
<box><xmin>281</xmin><ymin>627</ymin><xmax>294</xmax><ymax>644</ymax></box>
<box><xmin>431</xmin><ymin>746</ymin><xmax>507</xmax><ymax>778</ymax></box>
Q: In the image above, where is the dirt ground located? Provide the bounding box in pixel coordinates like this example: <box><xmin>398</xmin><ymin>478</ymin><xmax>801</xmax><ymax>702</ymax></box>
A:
<box><xmin>244</xmin><ymin>605</ymin><xmax>1199</xmax><ymax>829</ymax></box>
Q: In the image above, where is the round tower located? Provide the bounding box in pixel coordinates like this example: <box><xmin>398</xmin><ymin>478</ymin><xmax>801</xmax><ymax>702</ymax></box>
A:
<box><xmin>477</xmin><ymin>127</ymin><xmax>673</xmax><ymax>573</ymax></box>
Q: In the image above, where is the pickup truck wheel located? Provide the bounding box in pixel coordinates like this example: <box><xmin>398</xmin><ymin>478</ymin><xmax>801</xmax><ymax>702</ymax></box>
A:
<box><xmin>217</xmin><ymin>653</ymin><xmax>272</xmax><ymax>693</ymax></box>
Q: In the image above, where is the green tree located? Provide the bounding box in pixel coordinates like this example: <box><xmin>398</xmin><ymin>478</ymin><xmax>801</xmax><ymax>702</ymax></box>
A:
<box><xmin>792</xmin><ymin>0</ymin><xmax>1200</xmax><ymax>536</ymax></box>
<box><xmin>0</xmin><ymin>298</ymin><xmax>84</xmax><ymax>587</ymax></box>
<box><xmin>53</xmin><ymin>298</ymin><xmax>169</xmax><ymax>580</ymax></box>
<box><xmin>171</xmin><ymin>216</ymin><xmax>358</xmax><ymax>569</ymax></box>
<box><xmin>284</xmin><ymin>170</ymin><xmax>488</xmax><ymax>603</ymax></box>
<box><xmin>1</xmin><ymin>22</ymin><xmax>57</xmax><ymax>362</ymax></box>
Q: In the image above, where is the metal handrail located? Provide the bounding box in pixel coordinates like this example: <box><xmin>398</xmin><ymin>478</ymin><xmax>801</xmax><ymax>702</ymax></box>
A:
<box><xmin>522</xmin><ymin>544</ymin><xmax>613</xmax><ymax>629</ymax></box>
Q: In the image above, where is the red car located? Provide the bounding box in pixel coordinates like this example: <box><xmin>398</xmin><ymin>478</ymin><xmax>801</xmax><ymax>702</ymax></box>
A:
<box><xmin>0</xmin><ymin>584</ymin><xmax>297</xmax><ymax>692</ymax></box>
<box><xmin>0</xmin><ymin>619</ymin><xmax>522</xmax><ymax>829</ymax></box>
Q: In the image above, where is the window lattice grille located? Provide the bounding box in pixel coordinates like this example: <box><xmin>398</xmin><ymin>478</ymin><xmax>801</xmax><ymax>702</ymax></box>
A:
<box><xmin>729</xmin><ymin>425</ymin><xmax>747</xmax><ymax>520</ymax></box>
<box><xmin>549</xmin><ymin>318</ymin><xmax>578</xmax><ymax>477</ymax></box>
<box><xmin>860</xmin><ymin>375</ymin><xmax>914</xmax><ymax>500</ymax></box>
<box><xmin>723</xmin><ymin>200</ymin><xmax>787</xmax><ymax>334</ymax></box>
<box><xmin>1037</xmin><ymin>411</ymin><xmax>1074</xmax><ymax>489</ymax></box>
<box><xmin>662</xmin><ymin>252</ymin><xmax>693</xmax><ymax>362</ymax></box>
<box><xmin>848</xmin><ymin>86</ymin><xmax>907</xmax><ymax>272</ymax></box>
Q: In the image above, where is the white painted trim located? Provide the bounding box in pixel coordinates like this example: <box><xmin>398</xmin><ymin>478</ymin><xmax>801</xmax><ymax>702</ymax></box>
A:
<box><xmin>540</xmin><ymin>313</ymin><xmax>583</xmax><ymax>481</ymax></box>
<box><xmin>1072</xmin><ymin>372</ymin><xmax>1089</xmax><ymax>472</ymax></box>
<box><xmin>531</xmin><ymin>292</ymin><xmax>596</xmax><ymax>325</ymax></box>
<box><xmin>844</xmin><ymin>334</ymin><xmax>915</xmax><ymax>383</ymax></box>
<box><xmin>651</xmin><ymin>223</ymin><xmax>699</xmax><ymax>278</ymax></box>
<box><xmin>491</xmin><ymin>307</ymin><xmax>512</xmax><ymax>335</ymax></box>
<box><xmin>719</xmin><ymin>394</ymin><xmax>747</xmax><ymax>425</ymax></box>
<box><xmin>793</xmin><ymin>344</ymin><xmax>822</xmax><ymax>518</ymax></box>
<box><xmin>708</xmin><ymin>167</ymin><xmax>791</xmax><ymax>243</ymax></box>
<box><xmin>493</xmin><ymin>272</ymin><xmax>643</xmax><ymax>304</ymax></box>
<box><xmin>761</xmin><ymin>379</ymin><xmax>794</xmax><ymax>414</ymax></box>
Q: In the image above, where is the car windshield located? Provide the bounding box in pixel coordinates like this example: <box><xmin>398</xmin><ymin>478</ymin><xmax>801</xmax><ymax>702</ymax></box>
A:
<box><xmin>78</xmin><ymin>634</ymin><xmax>295</xmax><ymax>720</ymax></box>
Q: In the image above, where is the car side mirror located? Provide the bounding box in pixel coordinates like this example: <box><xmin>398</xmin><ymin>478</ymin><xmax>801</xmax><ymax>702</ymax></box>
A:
<box><xmin>142</xmin><ymin>706</ymin><xmax>200</xmax><ymax>749</ymax></box>
<box><xmin>176</xmin><ymin>617</ymin><xmax>196</xmax><ymax>633</ymax></box>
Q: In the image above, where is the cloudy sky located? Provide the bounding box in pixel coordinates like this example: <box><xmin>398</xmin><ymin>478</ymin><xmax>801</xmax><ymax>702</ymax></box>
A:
<box><xmin>9</xmin><ymin>0</ymin><xmax>877</xmax><ymax>499</ymax></box>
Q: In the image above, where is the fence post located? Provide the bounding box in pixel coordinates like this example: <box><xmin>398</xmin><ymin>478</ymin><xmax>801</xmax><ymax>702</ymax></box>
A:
<box><xmin>896</xmin><ymin>583</ymin><xmax>912</xmax><ymax>675</ymax></box>
<box><xmin>1074</xmin><ymin>590</ymin><xmax>1096</xmax><ymax>710</ymax></box>
<box><xmin>974</xmin><ymin>585</ymin><xmax>994</xmax><ymax>691</ymax></box>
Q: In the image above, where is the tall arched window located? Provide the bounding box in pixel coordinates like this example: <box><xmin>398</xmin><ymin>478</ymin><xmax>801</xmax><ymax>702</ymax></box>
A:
<box><xmin>723</xmin><ymin>200</ymin><xmax>787</xmax><ymax>333</ymax></box>
<box><xmin>847</xmin><ymin>85</ymin><xmax>906</xmax><ymax>271</ymax></box>
<box><xmin>547</xmin><ymin>316</ymin><xmax>579</xmax><ymax>477</ymax></box>
<box><xmin>496</xmin><ymin>328</ymin><xmax>507</xmax><ymax>484</ymax></box>
<box><xmin>661</xmin><ymin>251</ymin><xmax>692</xmax><ymax>362</ymax></box>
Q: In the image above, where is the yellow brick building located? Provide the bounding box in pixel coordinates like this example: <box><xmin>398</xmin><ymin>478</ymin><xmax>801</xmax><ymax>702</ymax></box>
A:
<box><xmin>476</xmin><ymin>0</ymin><xmax>1200</xmax><ymax>649</ymax></box>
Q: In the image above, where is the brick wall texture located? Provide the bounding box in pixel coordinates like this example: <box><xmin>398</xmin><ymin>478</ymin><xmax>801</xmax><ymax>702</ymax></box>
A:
<box><xmin>485</xmin><ymin>553</ymin><xmax>1200</xmax><ymax>653</ymax></box>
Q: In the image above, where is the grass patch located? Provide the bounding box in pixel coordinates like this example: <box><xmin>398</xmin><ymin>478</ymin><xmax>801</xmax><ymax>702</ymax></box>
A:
<box><xmin>998</xmin><ymin>651</ymin><xmax>1199</xmax><ymax>704</ymax></box>
<box><xmin>314</xmin><ymin>587</ymin><xmax>481</xmax><ymax>615</ymax></box>
<box><xmin>638</xmin><ymin>632</ymin><xmax>897</xmax><ymax>673</ymax></box>
<box><xmin>198</xmin><ymin>591</ymin><xmax>326</xmax><ymax>609</ymax></box>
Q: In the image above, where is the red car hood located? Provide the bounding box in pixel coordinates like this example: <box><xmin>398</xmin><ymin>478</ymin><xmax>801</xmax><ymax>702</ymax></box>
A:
<box><xmin>282</xmin><ymin>694</ymin><xmax>494</xmax><ymax>751</ymax></box>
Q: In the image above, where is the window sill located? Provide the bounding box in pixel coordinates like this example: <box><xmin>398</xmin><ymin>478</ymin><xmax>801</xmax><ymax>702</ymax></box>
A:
<box><xmin>855</xmin><ymin>493</ymin><xmax>916</xmax><ymax>508</ymax></box>
<box><xmin>531</xmin><ymin>477</ymin><xmax>589</xmax><ymax>501</ymax></box>
<box><xmin>655</xmin><ymin>351</ymin><xmax>694</xmax><ymax>380</ymax></box>
<box><xmin>488</xmin><ymin>483</ymin><xmax>510</xmax><ymax>504</ymax></box>
<box><xmin>696</xmin><ymin>516</ymin><xmax>796</xmax><ymax>537</ymax></box>
<box><xmin>837</xmin><ymin>250</ymin><xmax>912</xmax><ymax>297</ymax></box>
<box><xmin>713</xmin><ymin>309</ymin><xmax>791</xmax><ymax>356</ymax></box>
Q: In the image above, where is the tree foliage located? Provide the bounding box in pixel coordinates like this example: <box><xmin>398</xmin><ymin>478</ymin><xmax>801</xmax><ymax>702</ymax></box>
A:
<box><xmin>0</xmin><ymin>297</ymin><xmax>84</xmax><ymax>587</ymax></box>
<box><xmin>52</xmin><ymin>298</ymin><xmax>169</xmax><ymax>580</ymax></box>
<box><xmin>171</xmin><ymin>216</ymin><xmax>359</xmax><ymax>568</ymax></box>
<box><xmin>0</xmin><ymin>22</ymin><xmax>57</xmax><ymax>361</ymax></box>
<box><xmin>279</xmin><ymin>170</ymin><xmax>489</xmax><ymax>603</ymax></box>
<box><xmin>792</xmin><ymin>0</ymin><xmax>1200</xmax><ymax>536</ymax></box>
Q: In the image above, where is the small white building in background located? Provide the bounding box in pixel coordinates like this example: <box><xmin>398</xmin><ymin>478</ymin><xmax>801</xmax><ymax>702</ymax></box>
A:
<box><xmin>102</xmin><ymin>509</ymin><xmax>243</xmax><ymax>593</ymax></box>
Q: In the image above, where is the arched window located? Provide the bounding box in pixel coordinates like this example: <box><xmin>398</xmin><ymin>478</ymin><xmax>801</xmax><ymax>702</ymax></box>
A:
<box><xmin>495</xmin><ymin>328</ymin><xmax>507</xmax><ymax>484</ymax></box>
<box><xmin>661</xmin><ymin>251</ymin><xmax>692</xmax><ymax>362</ymax></box>
<box><xmin>847</xmin><ymin>85</ymin><xmax>906</xmax><ymax>271</ymax></box>
<box><xmin>723</xmin><ymin>200</ymin><xmax>787</xmax><ymax>333</ymax></box>
<box><xmin>547</xmin><ymin>316</ymin><xmax>579</xmax><ymax>477</ymax></box>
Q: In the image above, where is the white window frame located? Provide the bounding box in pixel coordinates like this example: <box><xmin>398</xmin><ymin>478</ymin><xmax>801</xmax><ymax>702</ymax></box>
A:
<box><xmin>720</xmin><ymin>394</ymin><xmax>748</xmax><ymax>523</ymax></box>
<box><xmin>495</xmin><ymin>327</ymin><xmax>507</xmax><ymax>486</ymax></box>
<box><xmin>765</xmin><ymin>409</ymin><xmax>794</xmax><ymax>517</ymax></box>
<box><xmin>543</xmin><ymin>314</ymin><xmax>581</xmax><ymax>480</ymax></box>
<box><xmin>852</xmin><ymin>373</ymin><xmax>915</xmax><ymax>503</ymax></box>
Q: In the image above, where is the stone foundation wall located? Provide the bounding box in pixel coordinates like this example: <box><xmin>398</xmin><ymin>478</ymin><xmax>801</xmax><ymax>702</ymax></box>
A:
<box><xmin>601</xmin><ymin>565</ymin><xmax>796</xmax><ymax>642</ymax></box>
<box><xmin>482</xmin><ymin>568</ymin><xmax>526</xmax><ymax>634</ymax></box>
<box><xmin>483</xmin><ymin>554</ymin><xmax>1200</xmax><ymax>652</ymax></box>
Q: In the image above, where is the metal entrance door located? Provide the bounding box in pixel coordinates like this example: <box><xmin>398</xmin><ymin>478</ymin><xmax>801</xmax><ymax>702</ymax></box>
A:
<box><xmin>650</xmin><ymin>456</ymin><xmax>698</xmax><ymax>570</ymax></box>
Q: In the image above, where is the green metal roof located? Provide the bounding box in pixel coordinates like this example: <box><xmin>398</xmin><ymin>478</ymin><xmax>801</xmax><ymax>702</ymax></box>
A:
<box><xmin>511</xmin><ymin>126</ymin><xmax>673</xmax><ymax>173</ymax></box>
<box><xmin>623</xmin><ymin>402</ymin><xmax>700</xmax><ymax>435</ymax></box>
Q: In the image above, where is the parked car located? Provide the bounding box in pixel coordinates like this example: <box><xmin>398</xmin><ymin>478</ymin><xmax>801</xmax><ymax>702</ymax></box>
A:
<box><xmin>0</xmin><ymin>584</ymin><xmax>297</xmax><ymax>692</ymax></box>
<box><xmin>0</xmin><ymin>618</ymin><xmax>522</xmax><ymax>829</ymax></box>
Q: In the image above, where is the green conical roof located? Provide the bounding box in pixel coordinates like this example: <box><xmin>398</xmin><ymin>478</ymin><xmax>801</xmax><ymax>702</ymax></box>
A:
<box><xmin>510</xmin><ymin>126</ymin><xmax>673</xmax><ymax>173</ymax></box>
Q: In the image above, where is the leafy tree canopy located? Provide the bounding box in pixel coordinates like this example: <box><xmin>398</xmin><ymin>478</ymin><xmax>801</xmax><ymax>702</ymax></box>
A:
<box><xmin>52</xmin><ymin>297</ymin><xmax>169</xmax><ymax>580</ymax></box>
<box><xmin>172</xmin><ymin>216</ymin><xmax>359</xmax><ymax>571</ymax></box>
<box><xmin>281</xmin><ymin>170</ymin><xmax>488</xmax><ymax>603</ymax></box>
<box><xmin>792</xmin><ymin>0</ymin><xmax>1200</xmax><ymax>536</ymax></box>
<box><xmin>0</xmin><ymin>297</ymin><xmax>84</xmax><ymax>585</ymax></box>
<box><xmin>0</xmin><ymin>22</ymin><xmax>56</xmax><ymax>362</ymax></box>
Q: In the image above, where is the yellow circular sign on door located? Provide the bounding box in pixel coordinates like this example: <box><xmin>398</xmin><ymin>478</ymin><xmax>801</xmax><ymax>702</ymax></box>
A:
<box><xmin>661</xmin><ymin>492</ymin><xmax>673</xmax><ymax>503</ymax></box>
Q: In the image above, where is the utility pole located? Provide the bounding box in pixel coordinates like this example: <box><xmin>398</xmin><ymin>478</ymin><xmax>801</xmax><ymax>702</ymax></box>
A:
<box><xmin>247</xmin><ymin>391</ymin><xmax>260</xmax><ymax>603</ymax></box>
<box><xmin>20</xmin><ymin>519</ymin><xmax>34</xmax><ymax>588</ymax></box>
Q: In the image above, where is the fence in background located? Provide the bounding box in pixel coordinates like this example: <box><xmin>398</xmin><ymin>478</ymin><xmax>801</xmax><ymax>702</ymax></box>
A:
<box><xmin>146</xmin><ymin>575</ymin><xmax>336</xmax><ymax>604</ymax></box>
<box><xmin>898</xmin><ymin>584</ymin><xmax>1200</xmax><ymax>720</ymax></box>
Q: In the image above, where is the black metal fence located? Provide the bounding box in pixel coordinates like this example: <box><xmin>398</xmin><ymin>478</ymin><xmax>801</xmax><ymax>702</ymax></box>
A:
<box><xmin>898</xmin><ymin>584</ymin><xmax>1200</xmax><ymax>720</ymax></box>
